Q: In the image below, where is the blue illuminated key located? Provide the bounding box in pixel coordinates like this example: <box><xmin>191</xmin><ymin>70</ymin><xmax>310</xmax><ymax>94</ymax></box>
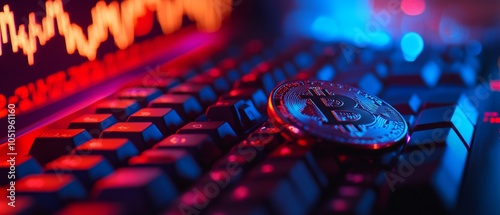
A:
<box><xmin>102</xmin><ymin>122</ymin><xmax>163</xmax><ymax>151</ymax></box>
<box><xmin>0</xmin><ymin>156</ymin><xmax>42</xmax><ymax>186</ymax></box>
<box><xmin>219</xmin><ymin>88</ymin><xmax>267</xmax><ymax>113</ymax></box>
<box><xmin>189</xmin><ymin>73</ymin><xmax>230</xmax><ymax>95</ymax></box>
<box><xmin>30</xmin><ymin>129</ymin><xmax>92</xmax><ymax>165</ymax></box>
<box><xmin>206</xmin><ymin>99</ymin><xmax>262</xmax><ymax>135</ymax></box>
<box><xmin>358</xmin><ymin>73</ymin><xmax>383</xmax><ymax>96</ymax></box>
<box><xmin>381</xmin><ymin>92</ymin><xmax>421</xmax><ymax>115</ymax></box>
<box><xmin>68</xmin><ymin>114</ymin><xmax>117</xmax><ymax>137</ymax></box>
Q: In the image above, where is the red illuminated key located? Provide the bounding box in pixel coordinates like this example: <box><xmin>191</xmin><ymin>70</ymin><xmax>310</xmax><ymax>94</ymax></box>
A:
<box><xmin>177</xmin><ymin>121</ymin><xmax>238</xmax><ymax>151</ymax></box>
<box><xmin>129</xmin><ymin>149</ymin><xmax>201</xmax><ymax>189</ymax></box>
<box><xmin>141</xmin><ymin>77</ymin><xmax>180</xmax><ymax>93</ymax></box>
<box><xmin>150</xmin><ymin>94</ymin><xmax>203</xmax><ymax>120</ymax></box>
<box><xmin>0</xmin><ymin>197</ymin><xmax>36</xmax><ymax>215</ymax></box>
<box><xmin>101</xmin><ymin>122</ymin><xmax>163</xmax><ymax>151</ymax></box>
<box><xmin>68</xmin><ymin>114</ymin><xmax>117</xmax><ymax>137</ymax></box>
<box><xmin>117</xmin><ymin>87</ymin><xmax>162</xmax><ymax>107</ymax></box>
<box><xmin>29</xmin><ymin>129</ymin><xmax>92</xmax><ymax>165</ymax></box>
<box><xmin>154</xmin><ymin>134</ymin><xmax>221</xmax><ymax>167</ymax></box>
<box><xmin>17</xmin><ymin>174</ymin><xmax>87</xmax><ymax>213</ymax></box>
<box><xmin>95</xmin><ymin>99</ymin><xmax>141</xmax><ymax>121</ymax></box>
<box><xmin>317</xmin><ymin>186</ymin><xmax>376</xmax><ymax>215</ymax></box>
<box><xmin>56</xmin><ymin>202</ymin><xmax>126</xmax><ymax>215</ymax></box>
<box><xmin>169</xmin><ymin>83</ymin><xmax>217</xmax><ymax>107</ymax></box>
<box><xmin>0</xmin><ymin>156</ymin><xmax>42</xmax><ymax>186</ymax></box>
<box><xmin>128</xmin><ymin>108</ymin><xmax>184</xmax><ymax>136</ymax></box>
<box><xmin>91</xmin><ymin>168</ymin><xmax>178</xmax><ymax>214</ymax></box>
<box><xmin>45</xmin><ymin>155</ymin><xmax>114</xmax><ymax>189</ymax></box>
<box><xmin>75</xmin><ymin>138</ymin><xmax>138</xmax><ymax>167</ymax></box>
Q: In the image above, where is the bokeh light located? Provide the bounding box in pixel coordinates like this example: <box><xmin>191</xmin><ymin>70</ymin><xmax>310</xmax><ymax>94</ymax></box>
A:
<box><xmin>401</xmin><ymin>32</ymin><xmax>424</xmax><ymax>61</ymax></box>
<box><xmin>401</xmin><ymin>0</ymin><xmax>426</xmax><ymax>16</ymax></box>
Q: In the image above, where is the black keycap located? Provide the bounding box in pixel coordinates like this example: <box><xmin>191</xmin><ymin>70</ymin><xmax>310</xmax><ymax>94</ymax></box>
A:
<box><xmin>75</xmin><ymin>138</ymin><xmax>138</xmax><ymax>167</ymax></box>
<box><xmin>177</xmin><ymin>121</ymin><xmax>238</xmax><ymax>151</ymax></box>
<box><xmin>156</xmin><ymin>67</ymin><xmax>197</xmax><ymax>81</ymax></box>
<box><xmin>128</xmin><ymin>108</ymin><xmax>184</xmax><ymax>136</ymax></box>
<box><xmin>129</xmin><ymin>149</ymin><xmax>202</xmax><ymax>189</ymax></box>
<box><xmin>150</xmin><ymin>94</ymin><xmax>203</xmax><ymax>120</ymax></box>
<box><xmin>154</xmin><ymin>134</ymin><xmax>221</xmax><ymax>167</ymax></box>
<box><xmin>117</xmin><ymin>87</ymin><xmax>162</xmax><ymax>107</ymax></box>
<box><xmin>219</xmin><ymin>88</ymin><xmax>267</xmax><ymax>113</ymax></box>
<box><xmin>415</xmin><ymin>105</ymin><xmax>474</xmax><ymax>148</ymax></box>
<box><xmin>205</xmin><ymin>99</ymin><xmax>262</xmax><ymax>134</ymax></box>
<box><xmin>45</xmin><ymin>155</ymin><xmax>114</xmax><ymax>189</ymax></box>
<box><xmin>422</xmin><ymin>91</ymin><xmax>478</xmax><ymax>125</ymax></box>
<box><xmin>384</xmin><ymin>128</ymin><xmax>467</xmax><ymax>214</ymax></box>
<box><xmin>0</xmin><ymin>156</ymin><xmax>42</xmax><ymax>186</ymax></box>
<box><xmin>91</xmin><ymin>168</ymin><xmax>178</xmax><ymax>214</ymax></box>
<box><xmin>141</xmin><ymin>77</ymin><xmax>180</xmax><ymax>93</ymax></box>
<box><xmin>56</xmin><ymin>202</ymin><xmax>127</xmax><ymax>215</ymax></box>
<box><xmin>169</xmin><ymin>83</ymin><xmax>217</xmax><ymax>107</ymax></box>
<box><xmin>318</xmin><ymin>186</ymin><xmax>376</xmax><ymax>215</ymax></box>
<box><xmin>29</xmin><ymin>129</ymin><xmax>92</xmax><ymax>165</ymax></box>
<box><xmin>189</xmin><ymin>73</ymin><xmax>230</xmax><ymax>95</ymax></box>
<box><xmin>235</xmin><ymin>64</ymin><xmax>276</xmax><ymax>95</ymax></box>
<box><xmin>95</xmin><ymin>99</ymin><xmax>141</xmax><ymax>121</ymax></box>
<box><xmin>101</xmin><ymin>122</ymin><xmax>163</xmax><ymax>151</ymax></box>
<box><xmin>68</xmin><ymin>114</ymin><xmax>117</xmax><ymax>137</ymax></box>
<box><xmin>17</xmin><ymin>174</ymin><xmax>87</xmax><ymax>213</ymax></box>
<box><xmin>386</xmin><ymin>61</ymin><xmax>442</xmax><ymax>88</ymax></box>
<box><xmin>0</xmin><ymin>197</ymin><xmax>36</xmax><ymax>215</ymax></box>
<box><xmin>438</xmin><ymin>63</ymin><xmax>477</xmax><ymax>87</ymax></box>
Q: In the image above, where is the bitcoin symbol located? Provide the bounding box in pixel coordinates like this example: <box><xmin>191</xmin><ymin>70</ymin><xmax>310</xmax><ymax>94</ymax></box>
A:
<box><xmin>298</xmin><ymin>87</ymin><xmax>375</xmax><ymax>125</ymax></box>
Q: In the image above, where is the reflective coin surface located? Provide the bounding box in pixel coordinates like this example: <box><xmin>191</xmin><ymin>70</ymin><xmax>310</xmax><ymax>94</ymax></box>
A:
<box><xmin>268</xmin><ymin>80</ymin><xmax>408</xmax><ymax>150</ymax></box>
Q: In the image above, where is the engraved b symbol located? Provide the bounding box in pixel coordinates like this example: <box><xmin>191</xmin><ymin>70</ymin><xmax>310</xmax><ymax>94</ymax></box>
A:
<box><xmin>299</xmin><ymin>87</ymin><xmax>375</xmax><ymax>125</ymax></box>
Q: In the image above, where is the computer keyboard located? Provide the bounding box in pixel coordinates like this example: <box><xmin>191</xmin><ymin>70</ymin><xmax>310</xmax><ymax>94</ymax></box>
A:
<box><xmin>0</xmin><ymin>38</ymin><xmax>490</xmax><ymax>215</ymax></box>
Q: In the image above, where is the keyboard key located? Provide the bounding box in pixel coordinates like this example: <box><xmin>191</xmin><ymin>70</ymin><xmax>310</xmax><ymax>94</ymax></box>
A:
<box><xmin>177</xmin><ymin>121</ymin><xmax>238</xmax><ymax>151</ymax></box>
<box><xmin>102</xmin><ymin>122</ymin><xmax>164</xmax><ymax>151</ymax></box>
<box><xmin>0</xmin><ymin>197</ymin><xmax>36</xmax><ymax>215</ymax></box>
<box><xmin>18</xmin><ymin>174</ymin><xmax>87</xmax><ymax>213</ymax></box>
<box><xmin>169</xmin><ymin>83</ymin><xmax>217</xmax><ymax>107</ymax></box>
<box><xmin>128</xmin><ymin>108</ymin><xmax>184</xmax><ymax>136</ymax></box>
<box><xmin>150</xmin><ymin>94</ymin><xmax>203</xmax><ymax>120</ymax></box>
<box><xmin>75</xmin><ymin>138</ymin><xmax>138</xmax><ymax>167</ymax></box>
<box><xmin>220</xmin><ymin>88</ymin><xmax>268</xmax><ymax>113</ymax></box>
<box><xmin>117</xmin><ymin>87</ymin><xmax>162</xmax><ymax>107</ymax></box>
<box><xmin>68</xmin><ymin>114</ymin><xmax>117</xmax><ymax>137</ymax></box>
<box><xmin>29</xmin><ymin>129</ymin><xmax>92</xmax><ymax>165</ymax></box>
<box><xmin>439</xmin><ymin>63</ymin><xmax>477</xmax><ymax>87</ymax></box>
<box><xmin>95</xmin><ymin>99</ymin><xmax>141</xmax><ymax>121</ymax></box>
<box><xmin>384</xmin><ymin>128</ymin><xmax>467</xmax><ymax>213</ymax></box>
<box><xmin>415</xmin><ymin>105</ymin><xmax>474</xmax><ymax>148</ymax></box>
<box><xmin>235</xmin><ymin>65</ymin><xmax>276</xmax><ymax>94</ymax></box>
<box><xmin>92</xmin><ymin>168</ymin><xmax>178</xmax><ymax>214</ymax></box>
<box><xmin>318</xmin><ymin>186</ymin><xmax>376</xmax><ymax>215</ymax></box>
<box><xmin>129</xmin><ymin>149</ymin><xmax>202</xmax><ymax>189</ymax></box>
<box><xmin>154</xmin><ymin>134</ymin><xmax>221</xmax><ymax>167</ymax></box>
<box><xmin>45</xmin><ymin>155</ymin><xmax>114</xmax><ymax>189</ymax></box>
<box><xmin>386</xmin><ymin>61</ymin><xmax>441</xmax><ymax>88</ymax></box>
<box><xmin>56</xmin><ymin>202</ymin><xmax>126</xmax><ymax>215</ymax></box>
<box><xmin>141</xmin><ymin>77</ymin><xmax>180</xmax><ymax>93</ymax></box>
<box><xmin>189</xmin><ymin>73</ymin><xmax>230</xmax><ymax>95</ymax></box>
<box><xmin>205</xmin><ymin>99</ymin><xmax>262</xmax><ymax>134</ymax></box>
<box><xmin>0</xmin><ymin>156</ymin><xmax>42</xmax><ymax>186</ymax></box>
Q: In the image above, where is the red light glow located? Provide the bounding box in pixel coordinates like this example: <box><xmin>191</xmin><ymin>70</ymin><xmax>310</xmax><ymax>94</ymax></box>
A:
<box><xmin>232</xmin><ymin>186</ymin><xmax>249</xmax><ymax>200</ymax></box>
<box><xmin>401</xmin><ymin>0</ymin><xmax>426</xmax><ymax>16</ymax></box>
<box><xmin>261</xmin><ymin>164</ymin><xmax>274</xmax><ymax>173</ymax></box>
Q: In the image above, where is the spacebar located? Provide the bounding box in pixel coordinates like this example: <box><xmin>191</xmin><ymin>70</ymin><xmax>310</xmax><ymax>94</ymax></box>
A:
<box><xmin>457</xmin><ymin>91</ymin><xmax>500</xmax><ymax>215</ymax></box>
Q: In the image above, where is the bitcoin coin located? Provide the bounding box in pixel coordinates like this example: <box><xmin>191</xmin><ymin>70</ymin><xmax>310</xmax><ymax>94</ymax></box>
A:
<box><xmin>268</xmin><ymin>80</ymin><xmax>408</xmax><ymax>150</ymax></box>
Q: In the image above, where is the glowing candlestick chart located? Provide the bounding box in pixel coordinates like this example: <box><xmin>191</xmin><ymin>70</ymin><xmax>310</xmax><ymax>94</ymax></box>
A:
<box><xmin>0</xmin><ymin>0</ymin><xmax>232</xmax><ymax>65</ymax></box>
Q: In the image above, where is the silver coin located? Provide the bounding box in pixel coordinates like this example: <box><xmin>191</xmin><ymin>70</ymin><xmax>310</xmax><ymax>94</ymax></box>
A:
<box><xmin>268</xmin><ymin>80</ymin><xmax>408</xmax><ymax>150</ymax></box>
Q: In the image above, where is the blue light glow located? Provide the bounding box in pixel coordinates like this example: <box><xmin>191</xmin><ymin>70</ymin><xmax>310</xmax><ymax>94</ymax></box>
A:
<box><xmin>401</xmin><ymin>32</ymin><xmax>424</xmax><ymax>62</ymax></box>
<box><xmin>311</xmin><ymin>16</ymin><xmax>338</xmax><ymax>42</ymax></box>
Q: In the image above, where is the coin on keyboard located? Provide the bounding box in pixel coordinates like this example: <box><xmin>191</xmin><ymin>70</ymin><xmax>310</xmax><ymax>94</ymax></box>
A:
<box><xmin>268</xmin><ymin>80</ymin><xmax>408</xmax><ymax>150</ymax></box>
